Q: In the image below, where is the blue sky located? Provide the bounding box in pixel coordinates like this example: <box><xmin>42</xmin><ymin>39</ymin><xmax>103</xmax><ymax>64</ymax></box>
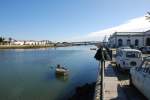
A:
<box><xmin>0</xmin><ymin>0</ymin><xmax>150</xmax><ymax>42</ymax></box>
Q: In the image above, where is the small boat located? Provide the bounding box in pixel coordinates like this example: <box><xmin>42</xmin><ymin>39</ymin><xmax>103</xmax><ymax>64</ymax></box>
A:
<box><xmin>90</xmin><ymin>48</ymin><xmax>97</xmax><ymax>50</ymax></box>
<box><xmin>55</xmin><ymin>64</ymin><xmax>69</xmax><ymax>76</ymax></box>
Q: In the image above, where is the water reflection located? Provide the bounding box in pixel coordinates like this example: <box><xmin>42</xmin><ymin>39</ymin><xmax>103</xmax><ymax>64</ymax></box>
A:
<box><xmin>55</xmin><ymin>73</ymin><xmax>69</xmax><ymax>82</ymax></box>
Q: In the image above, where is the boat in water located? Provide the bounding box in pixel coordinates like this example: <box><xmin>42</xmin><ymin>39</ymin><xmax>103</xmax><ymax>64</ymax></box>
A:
<box><xmin>55</xmin><ymin>64</ymin><xmax>69</xmax><ymax>76</ymax></box>
<box><xmin>90</xmin><ymin>48</ymin><xmax>97</xmax><ymax>50</ymax></box>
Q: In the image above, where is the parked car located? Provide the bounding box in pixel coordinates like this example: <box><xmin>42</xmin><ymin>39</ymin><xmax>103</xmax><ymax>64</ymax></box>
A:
<box><xmin>140</xmin><ymin>46</ymin><xmax>150</xmax><ymax>53</ymax></box>
<box><xmin>117</xmin><ymin>46</ymin><xmax>131</xmax><ymax>50</ymax></box>
<box><xmin>130</xmin><ymin>56</ymin><xmax>150</xmax><ymax>100</ymax></box>
<box><xmin>116</xmin><ymin>48</ymin><xmax>143</xmax><ymax>70</ymax></box>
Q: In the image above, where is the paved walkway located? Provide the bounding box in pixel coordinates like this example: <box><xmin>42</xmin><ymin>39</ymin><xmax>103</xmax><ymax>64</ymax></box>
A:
<box><xmin>103</xmin><ymin>61</ymin><xmax>118</xmax><ymax>100</ymax></box>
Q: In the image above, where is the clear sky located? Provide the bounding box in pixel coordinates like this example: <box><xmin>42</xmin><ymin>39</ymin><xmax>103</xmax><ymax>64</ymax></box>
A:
<box><xmin>0</xmin><ymin>0</ymin><xmax>150</xmax><ymax>42</ymax></box>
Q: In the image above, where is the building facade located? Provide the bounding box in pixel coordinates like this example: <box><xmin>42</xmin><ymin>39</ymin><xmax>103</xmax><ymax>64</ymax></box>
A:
<box><xmin>108</xmin><ymin>30</ymin><xmax>150</xmax><ymax>48</ymax></box>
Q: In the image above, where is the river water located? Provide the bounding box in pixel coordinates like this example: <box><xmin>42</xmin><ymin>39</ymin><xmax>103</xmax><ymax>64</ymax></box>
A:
<box><xmin>0</xmin><ymin>45</ymin><xmax>98</xmax><ymax>100</ymax></box>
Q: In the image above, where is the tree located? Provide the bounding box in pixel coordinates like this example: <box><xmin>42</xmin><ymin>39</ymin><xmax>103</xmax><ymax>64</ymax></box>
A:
<box><xmin>145</xmin><ymin>12</ymin><xmax>150</xmax><ymax>22</ymax></box>
<box><xmin>8</xmin><ymin>37</ymin><xmax>12</xmax><ymax>45</ymax></box>
<box><xmin>0</xmin><ymin>37</ymin><xmax>4</xmax><ymax>45</ymax></box>
<box><xmin>0</xmin><ymin>37</ymin><xmax>3</xmax><ymax>43</ymax></box>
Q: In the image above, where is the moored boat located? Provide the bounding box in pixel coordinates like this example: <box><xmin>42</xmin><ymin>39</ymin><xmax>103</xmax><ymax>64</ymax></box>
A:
<box><xmin>90</xmin><ymin>48</ymin><xmax>97</xmax><ymax>50</ymax></box>
<box><xmin>55</xmin><ymin>64</ymin><xmax>69</xmax><ymax>76</ymax></box>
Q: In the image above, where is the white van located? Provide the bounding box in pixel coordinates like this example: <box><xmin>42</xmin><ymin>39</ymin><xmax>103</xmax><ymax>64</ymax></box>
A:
<box><xmin>130</xmin><ymin>56</ymin><xmax>150</xmax><ymax>100</ymax></box>
<box><xmin>116</xmin><ymin>48</ymin><xmax>143</xmax><ymax>70</ymax></box>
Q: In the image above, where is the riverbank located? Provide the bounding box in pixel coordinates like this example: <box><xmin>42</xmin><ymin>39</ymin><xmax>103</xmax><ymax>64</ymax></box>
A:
<box><xmin>0</xmin><ymin>45</ymin><xmax>54</xmax><ymax>49</ymax></box>
<box><xmin>0</xmin><ymin>44</ymin><xmax>95</xmax><ymax>49</ymax></box>
<box><xmin>0</xmin><ymin>44</ymin><xmax>70</xmax><ymax>49</ymax></box>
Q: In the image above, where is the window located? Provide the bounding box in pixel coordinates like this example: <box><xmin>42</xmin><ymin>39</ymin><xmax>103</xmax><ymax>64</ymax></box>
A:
<box><xmin>142</xmin><ymin>61</ymin><xmax>150</xmax><ymax>73</ymax></box>
<box><xmin>135</xmin><ymin>39</ymin><xmax>139</xmax><ymax>46</ymax></box>
<box><xmin>146</xmin><ymin>38</ymin><xmax>150</xmax><ymax>46</ymax></box>
<box><xmin>127</xmin><ymin>39</ymin><xmax>131</xmax><ymax>46</ymax></box>
<box><xmin>116</xmin><ymin>50</ymin><xmax>123</xmax><ymax>57</ymax></box>
<box><xmin>126</xmin><ymin>51</ymin><xmax>141</xmax><ymax>58</ymax></box>
<box><xmin>142</xmin><ymin>61</ymin><xmax>150</xmax><ymax>68</ymax></box>
<box><xmin>118</xmin><ymin>39</ymin><xmax>123</xmax><ymax>47</ymax></box>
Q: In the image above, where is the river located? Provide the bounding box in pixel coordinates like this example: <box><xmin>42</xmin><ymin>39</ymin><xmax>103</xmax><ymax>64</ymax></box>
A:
<box><xmin>0</xmin><ymin>45</ymin><xmax>98</xmax><ymax>100</ymax></box>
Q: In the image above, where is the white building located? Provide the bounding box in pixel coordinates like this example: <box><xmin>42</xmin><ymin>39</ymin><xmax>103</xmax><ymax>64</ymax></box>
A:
<box><xmin>13</xmin><ymin>40</ymin><xmax>25</xmax><ymax>45</ymax></box>
<box><xmin>108</xmin><ymin>30</ymin><xmax>150</xmax><ymax>48</ymax></box>
<box><xmin>12</xmin><ymin>40</ymin><xmax>52</xmax><ymax>45</ymax></box>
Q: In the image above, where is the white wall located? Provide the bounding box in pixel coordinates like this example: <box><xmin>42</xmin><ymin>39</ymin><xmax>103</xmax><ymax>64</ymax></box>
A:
<box><xmin>109</xmin><ymin>35</ymin><xmax>144</xmax><ymax>47</ymax></box>
<box><xmin>116</xmin><ymin>36</ymin><xmax>144</xmax><ymax>47</ymax></box>
<box><xmin>13</xmin><ymin>41</ymin><xmax>25</xmax><ymax>45</ymax></box>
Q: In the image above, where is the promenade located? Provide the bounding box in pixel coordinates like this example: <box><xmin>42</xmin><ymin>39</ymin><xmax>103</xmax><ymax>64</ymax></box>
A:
<box><xmin>104</xmin><ymin>62</ymin><xmax>118</xmax><ymax>100</ymax></box>
<box><xmin>94</xmin><ymin>61</ymin><xmax>119</xmax><ymax>100</ymax></box>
